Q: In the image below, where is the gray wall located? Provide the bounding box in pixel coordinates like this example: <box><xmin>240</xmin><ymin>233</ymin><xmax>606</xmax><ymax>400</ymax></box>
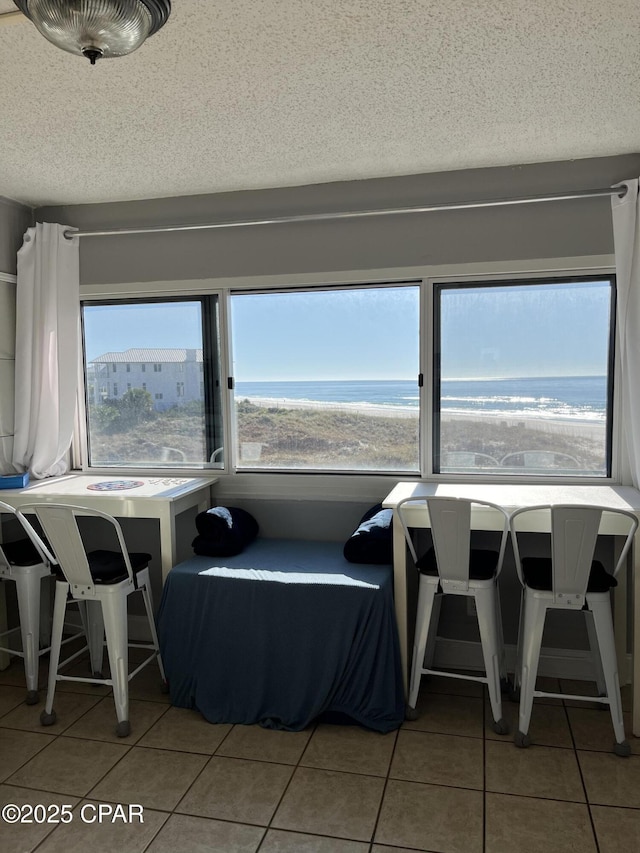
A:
<box><xmin>37</xmin><ymin>154</ymin><xmax>640</xmax><ymax>285</ymax></box>
<box><xmin>0</xmin><ymin>196</ymin><xmax>32</xmax><ymax>473</ymax></box>
<box><xmin>0</xmin><ymin>196</ymin><xmax>32</xmax><ymax>276</ymax></box>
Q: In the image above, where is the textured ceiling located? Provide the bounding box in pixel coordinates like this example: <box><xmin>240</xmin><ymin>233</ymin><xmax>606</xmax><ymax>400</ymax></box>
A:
<box><xmin>1</xmin><ymin>0</ymin><xmax>639</xmax><ymax>207</ymax></box>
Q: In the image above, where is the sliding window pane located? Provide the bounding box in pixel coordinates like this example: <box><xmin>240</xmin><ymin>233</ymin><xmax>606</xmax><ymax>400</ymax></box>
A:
<box><xmin>82</xmin><ymin>299</ymin><xmax>220</xmax><ymax>468</ymax></box>
<box><xmin>434</xmin><ymin>278</ymin><xmax>614</xmax><ymax>477</ymax></box>
<box><xmin>435</xmin><ymin>278</ymin><xmax>614</xmax><ymax>476</ymax></box>
<box><xmin>231</xmin><ymin>286</ymin><xmax>420</xmax><ymax>472</ymax></box>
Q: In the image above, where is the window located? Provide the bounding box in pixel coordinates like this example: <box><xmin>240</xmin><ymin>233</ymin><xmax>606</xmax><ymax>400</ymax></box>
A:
<box><xmin>434</xmin><ymin>276</ymin><xmax>614</xmax><ymax>477</ymax></box>
<box><xmin>80</xmin><ymin>273</ymin><xmax>616</xmax><ymax>480</ymax></box>
<box><xmin>82</xmin><ymin>298</ymin><xmax>222</xmax><ymax>468</ymax></box>
<box><xmin>230</xmin><ymin>285</ymin><xmax>420</xmax><ymax>471</ymax></box>
<box><xmin>126</xmin><ymin>364</ymin><xmax>131</xmax><ymax>372</ymax></box>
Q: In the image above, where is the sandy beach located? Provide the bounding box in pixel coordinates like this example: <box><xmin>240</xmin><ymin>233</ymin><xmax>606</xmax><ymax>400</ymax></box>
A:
<box><xmin>241</xmin><ymin>395</ymin><xmax>605</xmax><ymax>440</ymax></box>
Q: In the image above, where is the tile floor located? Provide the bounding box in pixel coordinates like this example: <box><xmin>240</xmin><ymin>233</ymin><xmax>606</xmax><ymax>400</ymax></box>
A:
<box><xmin>0</xmin><ymin>657</ymin><xmax>639</xmax><ymax>853</ymax></box>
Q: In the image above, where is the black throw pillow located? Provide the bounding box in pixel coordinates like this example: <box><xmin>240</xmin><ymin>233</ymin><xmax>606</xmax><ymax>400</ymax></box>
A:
<box><xmin>343</xmin><ymin>503</ymin><xmax>393</xmax><ymax>565</ymax></box>
<box><xmin>192</xmin><ymin>506</ymin><xmax>259</xmax><ymax>557</ymax></box>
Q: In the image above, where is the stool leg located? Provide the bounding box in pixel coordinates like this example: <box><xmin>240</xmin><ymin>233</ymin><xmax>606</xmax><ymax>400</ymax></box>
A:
<box><xmin>38</xmin><ymin>574</ymin><xmax>52</xmax><ymax>648</ymax></box>
<box><xmin>102</xmin><ymin>591</ymin><xmax>130</xmax><ymax>737</ymax></box>
<box><xmin>512</xmin><ymin>588</ymin><xmax>525</xmax><ymax>695</ymax></box>
<box><xmin>408</xmin><ymin>576</ymin><xmax>438</xmax><ymax>711</ymax></box>
<box><xmin>138</xmin><ymin>575</ymin><xmax>166</xmax><ymax>686</ymax></box>
<box><xmin>516</xmin><ymin>592</ymin><xmax>547</xmax><ymax>747</ymax></box>
<box><xmin>41</xmin><ymin>580</ymin><xmax>68</xmax><ymax>726</ymax></box>
<box><xmin>589</xmin><ymin>596</ymin><xmax>629</xmax><ymax>756</ymax></box>
<box><xmin>476</xmin><ymin>584</ymin><xmax>508</xmax><ymax>734</ymax></box>
<box><xmin>585</xmin><ymin>609</ymin><xmax>607</xmax><ymax>697</ymax></box>
<box><xmin>85</xmin><ymin>600</ymin><xmax>105</xmax><ymax>678</ymax></box>
<box><xmin>14</xmin><ymin>570</ymin><xmax>42</xmax><ymax>704</ymax></box>
<box><xmin>423</xmin><ymin>594</ymin><xmax>442</xmax><ymax>672</ymax></box>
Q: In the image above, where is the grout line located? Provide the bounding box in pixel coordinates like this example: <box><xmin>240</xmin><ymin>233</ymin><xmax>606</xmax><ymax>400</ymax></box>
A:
<box><xmin>365</xmin><ymin>726</ymin><xmax>399</xmax><ymax>848</ymax></box>
<box><xmin>255</xmin><ymin>722</ymin><xmax>318</xmax><ymax>849</ymax></box>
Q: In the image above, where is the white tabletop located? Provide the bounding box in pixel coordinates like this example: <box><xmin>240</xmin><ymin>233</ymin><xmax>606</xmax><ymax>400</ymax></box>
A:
<box><xmin>0</xmin><ymin>473</ymin><xmax>212</xmax><ymax>503</ymax></box>
<box><xmin>383</xmin><ymin>481</ymin><xmax>640</xmax><ymax>512</ymax></box>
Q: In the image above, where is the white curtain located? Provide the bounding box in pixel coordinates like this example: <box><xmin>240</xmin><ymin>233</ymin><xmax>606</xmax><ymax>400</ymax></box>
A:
<box><xmin>612</xmin><ymin>179</ymin><xmax>640</xmax><ymax>487</ymax></box>
<box><xmin>12</xmin><ymin>222</ymin><xmax>80</xmax><ymax>479</ymax></box>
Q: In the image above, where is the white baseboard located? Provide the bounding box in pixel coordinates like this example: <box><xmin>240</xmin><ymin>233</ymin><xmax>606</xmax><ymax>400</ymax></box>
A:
<box><xmin>433</xmin><ymin>636</ymin><xmax>633</xmax><ymax>685</ymax></box>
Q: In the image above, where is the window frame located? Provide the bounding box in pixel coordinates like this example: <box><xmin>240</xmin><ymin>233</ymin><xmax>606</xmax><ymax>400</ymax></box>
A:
<box><xmin>75</xmin><ymin>259</ymin><xmax>620</xmax><ymax>488</ymax></box>
<box><xmin>428</xmin><ymin>271</ymin><xmax>617</xmax><ymax>483</ymax></box>
<box><xmin>79</xmin><ymin>294</ymin><xmax>224</xmax><ymax>471</ymax></box>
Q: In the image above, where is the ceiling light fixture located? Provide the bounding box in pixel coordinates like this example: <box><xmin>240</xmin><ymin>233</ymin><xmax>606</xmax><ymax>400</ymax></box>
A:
<box><xmin>12</xmin><ymin>0</ymin><xmax>171</xmax><ymax>64</ymax></box>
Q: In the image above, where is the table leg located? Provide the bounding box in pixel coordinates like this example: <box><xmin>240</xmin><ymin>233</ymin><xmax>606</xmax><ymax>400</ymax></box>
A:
<box><xmin>159</xmin><ymin>506</ymin><xmax>177</xmax><ymax>585</ymax></box>
<box><xmin>392</xmin><ymin>516</ymin><xmax>409</xmax><ymax>697</ymax></box>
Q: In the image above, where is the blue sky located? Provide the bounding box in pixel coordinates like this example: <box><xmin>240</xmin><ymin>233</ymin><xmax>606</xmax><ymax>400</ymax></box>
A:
<box><xmin>83</xmin><ymin>279</ymin><xmax>611</xmax><ymax>381</ymax></box>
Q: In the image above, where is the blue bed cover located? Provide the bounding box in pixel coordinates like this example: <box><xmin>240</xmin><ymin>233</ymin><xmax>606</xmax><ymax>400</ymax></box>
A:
<box><xmin>157</xmin><ymin>538</ymin><xmax>405</xmax><ymax>732</ymax></box>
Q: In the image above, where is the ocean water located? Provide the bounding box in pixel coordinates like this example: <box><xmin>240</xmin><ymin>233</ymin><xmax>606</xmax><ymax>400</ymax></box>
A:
<box><xmin>235</xmin><ymin>376</ymin><xmax>607</xmax><ymax>422</ymax></box>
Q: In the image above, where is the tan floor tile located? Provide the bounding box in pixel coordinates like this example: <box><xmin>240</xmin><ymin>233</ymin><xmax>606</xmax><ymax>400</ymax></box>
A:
<box><xmin>177</xmin><ymin>756</ymin><xmax>293</xmax><ymax>825</ymax></box>
<box><xmin>0</xmin><ymin>660</ymin><xmax>29</xmax><ymax>687</ymax></box>
<box><xmin>567</xmin><ymin>706</ymin><xmax>634</xmax><ymax>752</ymax></box>
<box><xmin>300</xmin><ymin>724</ymin><xmax>395</xmax><ymax>776</ymax></box>
<box><xmin>486</xmin><ymin>740</ymin><xmax>584</xmax><ymax>801</ymax></box>
<box><xmin>0</xmin><ymin>727</ymin><xmax>56</xmax><ymax>782</ymax></box>
<box><xmin>485</xmin><ymin>792</ymin><xmax>596</xmax><ymax>853</ymax></box>
<box><xmin>0</xmin><ymin>684</ymin><xmax>28</xmax><ymax>717</ymax></box>
<box><xmin>138</xmin><ymin>706</ymin><xmax>232</xmax><ymax>754</ymax></box>
<box><xmin>35</xmin><ymin>800</ymin><xmax>168</xmax><ymax>853</ymax></box>
<box><xmin>261</xmin><ymin>829</ymin><xmax>369</xmax><ymax>852</ymax></box>
<box><xmin>0</xmin><ymin>784</ymin><xmax>80</xmax><ymax>853</ymax></box>
<box><xmin>390</xmin><ymin>729</ymin><xmax>483</xmax><ymax>790</ymax></box>
<box><xmin>272</xmin><ymin>766</ymin><xmax>384</xmax><ymax>842</ymax></box>
<box><xmin>579</xmin><ymin>751</ymin><xmax>640</xmax><ymax>807</ymax></box>
<box><xmin>0</xmin><ymin>691</ymin><xmax>101</xmax><ymax>735</ymax></box>
<box><xmin>127</xmin><ymin>662</ymin><xmax>171</xmax><ymax>704</ymax></box>
<box><xmin>375</xmin><ymin>778</ymin><xmax>483</xmax><ymax>853</ymax></box>
<box><xmin>422</xmin><ymin>673</ymin><xmax>484</xmax><ymax>698</ymax></box>
<box><xmin>403</xmin><ymin>692</ymin><xmax>484</xmax><ymax>738</ymax></box>
<box><xmin>6</xmin><ymin>735</ymin><xmax>129</xmax><ymax>796</ymax></box>
<box><xmin>533</xmin><ymin>676</ymin><xmax>564</xmax><ymax>705</ymax></box>
<box><xmin>56</xmin><ymin>658</ymin><xmax>111</xmax><ymax>697</ymax></box>
<box><xmin>144</xmin><ymin>813</ymin><xmax>265</xmax><ymax>853</ymax></box>
<box><xmin>63</xmin><ymin>697</ymin><xmax>167</xmax><ymax>744</ymax></box>
<box><xmin>89</xmin><ymin>745</ymin><xmax>207</xmax><ymax>811</ymax></box>
<box><xmin>217</xmin><ymin>723</ymin><xmax>312</xmax><ymax>765</ymax></box>
<box><xmin>488</xmin><ymin>700</ymin><xmax>572</xmax><ymax>747</ymax></box>
<box><xmin>560</xmin><ymin>678</ymin><xmax>604</xmax><ymax>709</ymax></box>
<box><xmin>591</xmin><ymin>804</ymin><xmax>640</xmax><ymax>853</ymax></box>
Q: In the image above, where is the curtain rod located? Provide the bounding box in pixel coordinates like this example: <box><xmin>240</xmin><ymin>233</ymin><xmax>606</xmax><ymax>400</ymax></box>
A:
<box><xmin>65</xmin><ymin>184</ymin><xmax>627</xmax><ymax>239</ymax></box>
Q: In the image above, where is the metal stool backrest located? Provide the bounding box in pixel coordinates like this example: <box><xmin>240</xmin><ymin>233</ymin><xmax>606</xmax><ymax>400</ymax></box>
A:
<box><xmin>397</xmin><ymin>496</ymin><xmax>510</xmax><ymax>590</ymax></box>
<box><xmin>0</xmin><ymin>499</ymin><xmax>51</xmax><ymax>569</ymax></box>
<box><xmin>16</xmin><ymin>503</ymin><xmax>135</xmax><ymax>592</ymax></box>
<box><xmin>509</xmin><ymin>504</ymin><xmax>638</xmax><ymax>608</ymax></box>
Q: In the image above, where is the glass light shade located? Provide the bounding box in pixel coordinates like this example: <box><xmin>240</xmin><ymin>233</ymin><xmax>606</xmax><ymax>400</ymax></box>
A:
<box><xmin>14</xmin><ymin>0</ymin><xmax>171</xmax><ymax>63</ymax></box>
